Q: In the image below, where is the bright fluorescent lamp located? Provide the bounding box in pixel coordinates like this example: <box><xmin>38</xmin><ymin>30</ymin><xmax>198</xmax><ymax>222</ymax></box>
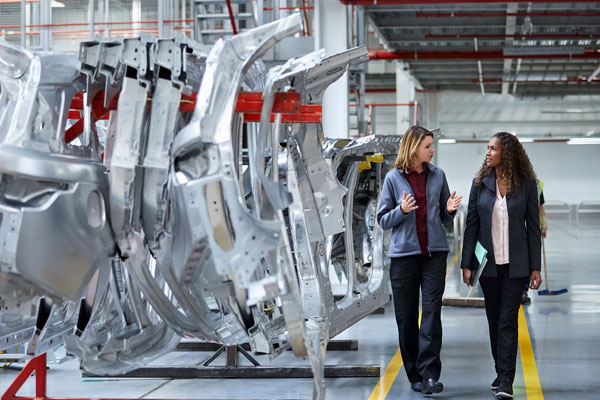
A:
<box><xmin>52</xmin><ymin>1</ymin><xmax>65</xmax><ymax>8</ymax></box>
<box><xmin>542</xmin><ymin>109</ymin><xmax>600</xmax><ymax>114</ymax></box>
<box><xmin>438</xmin><ymin>139</ymin><xmax>456</xmax><ymax>144</ymax></box>
<box><xmin>518</xmin><ymin>138</ymin><xmax>534</xmax><ymax>143</ymax></box>
<box><xmin>567</xmin><ymin>138</ymin><xmax>600</xmax><ymax>145</ymax></box>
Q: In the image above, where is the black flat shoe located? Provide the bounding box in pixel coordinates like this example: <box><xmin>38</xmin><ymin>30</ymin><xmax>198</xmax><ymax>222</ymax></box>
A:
<box><xmin>491</xmin><ymin>377</ymin><xmax>500</xmax><ymax>391</ymax></box>
<box><xmin>411</xmin><ymin>381</ymin><xmax>422</xmax><ymax>392</ymax></box>
<box><xmin>421</xmin><ymin>378</ymin><xmax>443</xmax><ymax>394</ymax></box>
<box><xmin>495</xmin><ymin>383</ymin><xmax>513</xmax><ymax>399</ymax></box>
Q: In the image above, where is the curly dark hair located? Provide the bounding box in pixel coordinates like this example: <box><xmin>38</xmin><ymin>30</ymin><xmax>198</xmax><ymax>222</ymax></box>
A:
<box><xmin>475</xmin><ymin>132</ymin><xmax>537</xmax><ymax>194</ymax></box>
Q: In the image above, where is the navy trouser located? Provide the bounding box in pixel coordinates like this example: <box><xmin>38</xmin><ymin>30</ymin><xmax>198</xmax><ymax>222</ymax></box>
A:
<box><xmin>390</xmin><ymin>251</ymin><xmax>447</xmax><ymax>383</ymax></box>
<box><xmin>480</xmin><ymin>264</ymin><xmax>529</xmax><ymax>384</ymax></box>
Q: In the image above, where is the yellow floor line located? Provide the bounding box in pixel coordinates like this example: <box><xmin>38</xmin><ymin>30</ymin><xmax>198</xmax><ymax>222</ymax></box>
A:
<box><xmin>367</xmin><ymin>348</ymin><xmax>404</xmax><ymax>400</ymax></box>
<box><xmin>371</xmin><ymin>284</ymin><xmax>541</xmax><ymax>400</ymax></box>
<box><xmin>368</xmin><ymin>313</ymin><xmax>422</xmax><ymax>400</ymax></box>
<box><xmin>518</xmin><ymin>305</ymin><xmax>544</xmax><ymax>399</ymax></box>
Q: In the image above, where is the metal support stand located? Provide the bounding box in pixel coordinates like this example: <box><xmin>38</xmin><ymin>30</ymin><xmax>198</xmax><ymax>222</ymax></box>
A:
<box><xmin>2</xmin><ymin>353</ymin><xmax>368</xmax><ymax>400</ymax></box>
<box><xmin>84</xmin><ymin>364</ymin><xmax>380</xmax><ymax>379</ymax></box>
<box><xmin>83</xmin><ymin>340</ymin><xmax>379</xmax><ymax>379</ymax></box>
<box><xmin>201</xmin><ymin>345</ymin><xmax>260</xmax><ymax>368</ymax></box>
<box><xmin>176</xmin><ymin>339</ymin><xmax>358</xmax><ymax>352</ymax></box>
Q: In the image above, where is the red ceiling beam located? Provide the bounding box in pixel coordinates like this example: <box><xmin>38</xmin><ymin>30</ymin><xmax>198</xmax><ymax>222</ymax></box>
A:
<box><xmin>365</xmin><ymin>88</ymin><xmax>397</xmax><ymax>93</ymax></box>
<box><xmin>369</xmin><ymin>49</ymin><xmax>600</xmax><ymax>60</ymax></box>
<box><xmin>417</xmin><ymin>11</ymin><xmax>600</xmax><ymax>17</ymax></box>
<box><xmin>340</xmin><ymin>0</ymin><xmax>600</xmax><ymax>5</ymax></box>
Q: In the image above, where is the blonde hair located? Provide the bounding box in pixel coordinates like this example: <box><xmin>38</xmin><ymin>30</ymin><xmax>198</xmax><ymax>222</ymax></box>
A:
<box><xmin>394</xmin><ymin>125</ymin><xmax>434</xmax><ymax>170</ymax></box>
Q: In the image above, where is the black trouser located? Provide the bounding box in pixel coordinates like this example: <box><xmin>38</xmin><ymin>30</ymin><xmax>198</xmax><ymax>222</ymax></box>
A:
<box><xmin>480</xmin><ymin>264</ymin><xmax>529</xmax><ymax>384</ymax></box>
<box><xmin>390</xmin><ymin>251</ymin><xmax>447</xmax><ymax>383</ymax></box>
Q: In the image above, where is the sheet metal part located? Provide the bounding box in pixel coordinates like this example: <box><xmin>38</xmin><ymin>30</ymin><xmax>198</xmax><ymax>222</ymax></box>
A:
<box><xmin>0</xmin><ymin>40</ymin><xmax>116</xmax><ymax>360</ymax></box>
<box><xmin>0</xmin><ymin>14</ymin><xmax>399</xmax><ymax>400</ymax></box>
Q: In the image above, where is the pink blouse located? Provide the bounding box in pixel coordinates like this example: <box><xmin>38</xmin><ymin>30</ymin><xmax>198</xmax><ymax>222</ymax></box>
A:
<box><xmin>491</xmin><ymin>181</ymin><xmax>509</xmax><ymax>265</ymax></box>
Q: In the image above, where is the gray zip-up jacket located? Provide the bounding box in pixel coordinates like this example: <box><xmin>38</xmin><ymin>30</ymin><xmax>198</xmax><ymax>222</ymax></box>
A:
<box><xmin>376</xmin><ymin>163</ymin><xmax>455</xmax><ymax>258</ymax></box>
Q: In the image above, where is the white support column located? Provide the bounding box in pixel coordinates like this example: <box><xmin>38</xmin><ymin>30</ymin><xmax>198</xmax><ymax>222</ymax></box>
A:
<box><xmin>159</xmin><ymin>0</ymin><xmax>164</xmax><ymax>37</ymax></box>
<box><xmin>105</xmin><ymin>0</ymin><xmax>110</xmax><ymax>38</ymax></box>
<box><xmin>315</xmin><ymin>0</ymin><xmax>348</xmax><ymax>139</ymax></box>
<box><xmin>256</xmin><ymin>0</ymin><xmax>264</xmax><ymax>25</ymax></box>
<box><xmin>395</xmin><ymin>61</ymin><xmax>415</xmax><ymax>135</ymax></box>
<box><xmin>422</xmin><ymin>92</ymin><xmax>441</xmax><ymax>165</ymax></box>
<box><xmin>88</xmin><ymin>0</ymin><xmax>95</xmax><ymax>40</ymax></box>
<box><xmin>25</xmin><ymin>1</ymin><xmax>31</xmax><ymax>48</ymax></box>
<box><xmin>501</xmin><ymin>3</ymin><xmax>518</xmax><ymax>95</ymax></box>
<box><xmin>421</xmin><ymin>91</ymin><xmax>439</xmax><ymax>130</ymax></box>
<box><xmin>133</xmin><ymin>0</ymin><xmax>141</xmax><ymax>35</ymax></box>
<box><xmin>20</xmin><ymin>0</ymin><xmax>26</xmax><ymax>47</ymax></box>
<box><xmin>40</xmin><ymin>0</ymin><xmax>51</xmax><ymax>50</ymax></box>
<box><xmin>159</xmin><ymin>0</ymin><xmax>174</xmax><ymax>38</ymax></box>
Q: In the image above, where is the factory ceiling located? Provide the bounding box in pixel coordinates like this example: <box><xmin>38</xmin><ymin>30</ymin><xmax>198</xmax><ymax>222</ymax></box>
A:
<box><xmin>342</xmin><ymin>0</ymin><xmax>600</xmax><ymax>96</ymax></box>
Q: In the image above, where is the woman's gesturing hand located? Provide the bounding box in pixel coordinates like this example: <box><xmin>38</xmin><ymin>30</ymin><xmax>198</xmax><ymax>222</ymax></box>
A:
<box><xmin>400</xmin><ymin>191</ymin><xmax>418</xmax><ymax>214</ymax></box>
<box><xmin>446</xmin><ymin>191</ymin><xmax>463</xmax><ymax>213</ymax></box>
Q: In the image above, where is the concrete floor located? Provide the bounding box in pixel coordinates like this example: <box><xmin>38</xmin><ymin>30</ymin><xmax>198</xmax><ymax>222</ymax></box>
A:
<box><xmin>1</xmin><ymin>214</ymin><xmax>598</xmax><ymax>399</ymax></box>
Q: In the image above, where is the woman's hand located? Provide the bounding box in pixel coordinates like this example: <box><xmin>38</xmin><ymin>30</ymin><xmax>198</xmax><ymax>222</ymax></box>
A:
<box><xmin>446</xmin><ymin>191</ymin><xmax>463</xmax><ymax>213</ymax></box>
<box><xmin>462</xmin><ymin>268</ymin><xmax>472</xmax><ymax>287</ymax></box>
<box><xmin>400</xmin><ymin>191</ymin><xmax>418</xmax><ymax>214</ymax></box>
<box><xmin>529</xmin><ymin>270</ymin><xmax>542</xmax><ymax>290</ymax></box>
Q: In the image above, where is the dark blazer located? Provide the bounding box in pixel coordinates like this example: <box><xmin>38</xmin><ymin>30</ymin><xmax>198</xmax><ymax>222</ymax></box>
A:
<box><xmin>461</xmin><ymin>169</ymin><xmax>541</xmax><ymax>279</ymax></box>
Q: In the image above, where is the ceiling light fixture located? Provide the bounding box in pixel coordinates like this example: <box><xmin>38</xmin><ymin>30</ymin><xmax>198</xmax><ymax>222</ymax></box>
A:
<box><xmin>567</xmin><ymin>138</ymin><xmax>600</xmax><ymax>145</ymax></box>
<box><xmin>541</xmin><ymin>109</ymin><xmax>600</xmax><ymax>114</ymax></box>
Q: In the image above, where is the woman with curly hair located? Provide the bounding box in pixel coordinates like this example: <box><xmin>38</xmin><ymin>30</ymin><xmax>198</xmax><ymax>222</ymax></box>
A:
<box><xmin>461</xmin><ymin>132</ymin><xmax>542</xmax><ymax>399</ymax></box>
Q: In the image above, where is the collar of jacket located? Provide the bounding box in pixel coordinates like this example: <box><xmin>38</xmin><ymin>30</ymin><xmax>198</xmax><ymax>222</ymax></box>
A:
<box><xmin>481</xmin><ymin>168</ymin><xmax>497</xmax><ymax>193</ymax></box>
<box><xmin>398</xmin><ymin>162</ymin><xmax>438</xmax><ymax>175</ymax></box>
<box><xmin>482</xmin><ymin>169</ymin><xmax>526</xmax><ymax>195</ymax></box>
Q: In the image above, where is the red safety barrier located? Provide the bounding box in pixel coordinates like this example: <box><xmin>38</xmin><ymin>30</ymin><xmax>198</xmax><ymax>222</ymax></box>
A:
<box><xmin>2</xmin><ymin>353</ymin><xmax>46</xmax><ymax>400</ymax></box>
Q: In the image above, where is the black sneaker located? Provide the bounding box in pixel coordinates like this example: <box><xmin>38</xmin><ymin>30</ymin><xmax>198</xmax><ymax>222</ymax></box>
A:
<box><xmin>495</xmin><ymin>383</ymin><xmax>513</xmax><ymax>399</ymax></box>
<box><xmin>491</xmin><ymin>377</ymin><xmax>500</xmax><ymax>391</ymax></box>
<box><xmin>410</xmin><ymin>381</ymin><xmax>422</xmax><ymax>392</ymax></box>
<box><xmin>422</xmin><ymin>378</ymin><xmax>443</xmax><ymax>394</ymax></box>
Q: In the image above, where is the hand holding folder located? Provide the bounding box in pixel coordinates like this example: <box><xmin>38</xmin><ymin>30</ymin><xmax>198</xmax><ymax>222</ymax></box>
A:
<box><xmin>470</xmin><ymin>241</ymin><xmax>488</xmax><ymax>286</ymax></box>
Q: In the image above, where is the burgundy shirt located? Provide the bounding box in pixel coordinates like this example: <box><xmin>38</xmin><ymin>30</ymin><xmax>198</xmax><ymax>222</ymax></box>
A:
<box><xmin>405</xmin><ymin>165</ymin><xmax>428</xmax><ymax>254</ymax></box>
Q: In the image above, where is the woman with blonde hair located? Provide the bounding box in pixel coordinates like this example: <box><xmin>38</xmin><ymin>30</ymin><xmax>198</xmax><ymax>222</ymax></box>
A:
<box><xmin>461</xmin><ymin>132</ymin><xmax>542</xmax><ymax>399</ymax></box>
<box><xmin>377</xmin><ymin>125</ymin><xmax>462</xmax><ymax>395</ymax></box>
